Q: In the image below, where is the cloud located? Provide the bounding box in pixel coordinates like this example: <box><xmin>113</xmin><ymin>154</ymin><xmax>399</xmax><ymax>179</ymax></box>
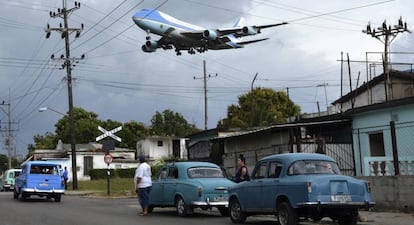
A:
<box><xmin>0</xmin><ymin>0</ymin><xmax>413</xmax><ymax>157</ymax></box>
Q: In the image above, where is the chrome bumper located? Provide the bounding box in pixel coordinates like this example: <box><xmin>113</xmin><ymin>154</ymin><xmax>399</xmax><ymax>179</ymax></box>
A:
<box><xmin>21</xmin><ymin>187</ymin><xmax>65</xmax><ymax>194</ymax></box>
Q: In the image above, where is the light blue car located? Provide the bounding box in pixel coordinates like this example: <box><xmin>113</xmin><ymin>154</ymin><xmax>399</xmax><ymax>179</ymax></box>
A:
<box><xmin>228</xmin><ymin>153</ymin><xmax>375</xmax><ymax>225</ymax></box>
<box><xmin>149</xmin><ymin>161</ymin><xmax>236</xmax><ymax>216</ymax></box>
<box><xmin>14</xmin><ymin>161</ymin><xmax>65</xmax><ymax>202</ymax></box>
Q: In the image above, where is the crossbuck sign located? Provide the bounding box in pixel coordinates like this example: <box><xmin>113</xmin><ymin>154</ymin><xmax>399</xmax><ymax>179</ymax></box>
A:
<box><xmin>96</xmin><ymin>126</ymin><xmax>122</xmax><ymax>142</ymax></box>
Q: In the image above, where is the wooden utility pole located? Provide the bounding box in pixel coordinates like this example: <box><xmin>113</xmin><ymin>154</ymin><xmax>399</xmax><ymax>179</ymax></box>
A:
<box><xmin>194</xmin><ymin>60</ymin><xmax>217</xmax><ymax>130</ymax></box>
<box><xmin>45</xmin><ymin>0</ymin><xmax>84</xmax><ymax>190</ymax></box>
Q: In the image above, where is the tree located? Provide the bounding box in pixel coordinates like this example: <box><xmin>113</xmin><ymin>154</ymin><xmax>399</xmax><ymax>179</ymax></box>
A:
<box><xmin>218</xmin><ymin>87</ymin><xmax>301</xmax><ymax>129</ymax></box>
<box><xmin>121</xmin><ymin>121</ymin><xmax>149</xmax><ymax>148</ymax></box>
<box><xmin>0</xmin><ymin>154</ymin><xmax>8</xmax><ymax>173</ymax></box>
<box><xmin>33</xmin><ymin>132</ymin><xmax>58</xmax><ymax>149</ymax></box>
<box><xmin>150</xmin><ymin>109</ymin><xmax>200</xmax><ymax>137</ymax></box>
<box><xmin>55</xmin><ymin>107</ymin><xmax>101</xmax><ymax>144</ymax></box>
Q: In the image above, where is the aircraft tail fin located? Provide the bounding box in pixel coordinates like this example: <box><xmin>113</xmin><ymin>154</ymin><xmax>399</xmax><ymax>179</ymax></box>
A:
<box><xmin>233</xmin><ymin>17</ymin><xmax>246</xmax><ymax>28</ymax></box>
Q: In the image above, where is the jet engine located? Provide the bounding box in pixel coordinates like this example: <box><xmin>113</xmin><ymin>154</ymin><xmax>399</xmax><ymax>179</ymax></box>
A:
<box><xmin>141</xmin><ymin>40</ymin><xmax>158</xmax><ymax>53</ymax></box>
<box><xmin>242</xmin><ymin>26</ymin><xmax>258</xmax><ymax>35</ymax></box>
<box><xmin>141</xmin><ymin>44</ymin><xmax>156</xmax><ymax>53</ymax></box>
<box><xmin>202</xmin><ymin>30</ymin><xmax>217</xmax><ymax>40</ymax></box>
<box><xmin>145</xmin><ymin>40</ymin><xmax>158</xmax><ymax>49</ymax></box>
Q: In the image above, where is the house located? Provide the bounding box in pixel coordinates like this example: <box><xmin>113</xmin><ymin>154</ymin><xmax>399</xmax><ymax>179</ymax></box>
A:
<box><xmin>332</xmin><ymin>70</ymin><xmax>414</xmax><ymax>112</ymax></box>
<box><xmin>213</xmin><ymin>116</ymin><xmax>355</xmax><ymax>176</ymax></box>
<box><xmin>30</xmin><ymin>142</ymin><xmax>137</xmax><ymax>181</ymax></box>
<box><xmin>344</xmin><ymin>96</ymin><xmax>414</xmax><ymax>176</ymax></box>
<box><xmin>136</xmin><ymin>136</ymin><xmax>188</xmax><ymax>162</ymax></box>
<box><xmin>332</xmin><ymin>70</ymin><xmax>414</xmax><ymax>176</ymax></box>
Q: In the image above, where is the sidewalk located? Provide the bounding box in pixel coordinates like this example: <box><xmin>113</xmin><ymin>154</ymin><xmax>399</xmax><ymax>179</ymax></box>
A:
<box><xmin>358</xmin><ymin>211</ymin><xmax>414</xmax><ymax>225</ymax></box>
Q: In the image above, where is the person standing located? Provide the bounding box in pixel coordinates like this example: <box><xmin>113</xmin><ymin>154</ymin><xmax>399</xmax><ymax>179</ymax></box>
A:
<box><xmin>62</xmin><ymin>166</ymin><xmax>69</xmax><ymax>190</ymax></box>
<box><xmin>235</xmin><ymin>154</ymin><xmax>250</xmax><ymax>183</ymax></box>
<box><xmin>134</xmin><ymin>155</ymin><xmax>152</xmax><ymax>216</ymax></box>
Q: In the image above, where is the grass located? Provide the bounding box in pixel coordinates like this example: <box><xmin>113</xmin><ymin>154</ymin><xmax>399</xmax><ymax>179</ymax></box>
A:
<box><xmin>67</xmin><ymin>177</ymin><xmax>136</xmax><ymax>197</ymax></box>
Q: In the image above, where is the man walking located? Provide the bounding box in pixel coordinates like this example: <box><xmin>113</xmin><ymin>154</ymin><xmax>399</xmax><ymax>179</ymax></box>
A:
<box><xmin>134</xmin><ymin>155</ymin><xmax>152</xmax><ymax>216</ymax></box>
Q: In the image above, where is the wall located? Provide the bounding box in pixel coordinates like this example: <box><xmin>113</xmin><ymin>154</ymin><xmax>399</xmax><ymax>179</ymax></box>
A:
<box><xmin>362</xmin><ymin>176</ymin><xmax>414</xmax><ymax>212</ymax></box>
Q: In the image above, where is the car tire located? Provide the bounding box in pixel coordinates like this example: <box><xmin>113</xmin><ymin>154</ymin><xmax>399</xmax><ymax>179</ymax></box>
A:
<box><xmin>175</xmin><ymin>196</ymin><xmax>192</xmax><ymax>217</ymax></box>
<box><xmin>338</xmin><ymin>210</ymin><xmax>358</xmax><ymax>225</ymax></box>
<box><xmin>229</xmin><ymin>198</ymin><xmax>246</xmax><ymax>223</ymax></box>
<box><xmin>218</xmin><ymin>207</ymin><xmax>229</xmax><ymax>216</ymax></box>
<box><xmin>277</xmin><ymin>201</ymin><xmax>298</xmax><ymax>225</ymax></box>
<box><xmin>13</xmin><ymin>189</ymin><xmax>19</xmax><ymax>200</ymax></box>
<box><xmin>148</xmin><ymin>205</ymin><xmax>154</xmax><ymax>213</ymax></box>
<box><xmin>54</xmin><ymin>195</ymin><xmax>61</xmax><ymax>202</ymax></box>
<box><xmin>21</xmin><ymin>192</ymin><xmax>28</xmax><ymax>201</ymax></box>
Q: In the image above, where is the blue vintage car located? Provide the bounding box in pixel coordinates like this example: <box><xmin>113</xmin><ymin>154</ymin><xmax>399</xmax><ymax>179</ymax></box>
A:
<box><xmin>228</xmin><ymin>153</ymin><xmax>375</xmax><ymax>225</ymax></box>
<box><xmin>149</xmin><ymin>161</ymin><xmax>236</xmax><ymax>216</ymax></box>
<box><xmin>14</xmin><ymin>161</ymin><xmax>65</xmax><ymax>202</ymax></box>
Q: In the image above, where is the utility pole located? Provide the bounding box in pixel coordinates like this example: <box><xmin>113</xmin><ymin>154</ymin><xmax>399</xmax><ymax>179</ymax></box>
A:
<box><xmin>0</xmin><ymin>101</ymin><xmax>12</xmax><ymax>169</ymax></box>
<box><xmin>363</xmin><ymin>17</ymin><xmax>410</xmax><ymax>101</ymax></box>
<box><xmin>45</xmin><ymin>0</ymin><xmax>84</xmax><ymax>190</ymax></box>
<box><xmin>194</xmin><ymin>60</ymin><xmax>217</xmax><ymax>130</ymax></box>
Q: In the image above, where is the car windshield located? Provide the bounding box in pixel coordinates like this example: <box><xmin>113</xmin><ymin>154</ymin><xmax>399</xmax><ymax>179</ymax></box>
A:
<box><xmin>187</xmin><ymin>167</ymin><xmax>224</xmax><ymax>178</ymax></box>
<box><xmin>288</xmin><ymin>160</ymin><xmax>340</xmax><ymax>175</ymax></box>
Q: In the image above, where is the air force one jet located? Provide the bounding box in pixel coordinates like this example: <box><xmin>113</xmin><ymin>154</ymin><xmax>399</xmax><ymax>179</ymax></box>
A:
<box><xmin>132</xmin><ymin>9</ymin><xmax>287</xmax><ymax>55</ymax></box>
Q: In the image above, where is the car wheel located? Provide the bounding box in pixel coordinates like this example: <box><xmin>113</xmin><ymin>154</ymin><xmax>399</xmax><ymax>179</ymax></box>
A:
<box><xmin>54</xmin><ymin>195</ymin><xmax>61</xmax><ymax>202</ymax></box>
<box><xmin>277</xmin><ymin>201</ymin><xmax>298</xmax><ymax>225</ymax></box>
<box><xmin>13</xmin><ymin>189</ymin><xmax>19</xmax><ymax>200</ymax></box>
<box><xmin>338</xmin><ymin>210</ymin><xmax>358</xmax><ymax>225</ymax></box>
<box><xmin>229</xmin><ymin>198</ymin><xmax>246</xmax><ymax>223</ymax></box>
<box><xmin>148</xmin><ymin>205</ymin><xmax>154</xmax><ymax>213</ymax></box>
<box><xmin>21</xmin><ymin>192</ymin><xmax>28</xmax><ymax>201</ymax></box>
<box><xmin>218</xmin><ymin>207</ymin><xmax>229</xmax><ymax>216</ymax></box>
<box><xmin>175</xmin><ymin>196</ymin><xmax>192</xmax><ymax>217</ymax></box>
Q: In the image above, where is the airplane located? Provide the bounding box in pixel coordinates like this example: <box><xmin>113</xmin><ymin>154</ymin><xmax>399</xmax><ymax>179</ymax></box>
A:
<box><xmin>132</xmin><ymin>9</ymin><xmax>287</xmax><ymax>56</ymax></box>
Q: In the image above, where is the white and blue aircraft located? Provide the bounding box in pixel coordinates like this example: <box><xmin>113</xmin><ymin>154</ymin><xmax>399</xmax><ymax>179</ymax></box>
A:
<box><xmin>132</xmin><ymin>9</ymin><xmax>287</xmax><ymax>55</ymax></box>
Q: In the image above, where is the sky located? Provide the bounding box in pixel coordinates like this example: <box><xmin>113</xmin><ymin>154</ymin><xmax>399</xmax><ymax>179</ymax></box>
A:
<box><xmin>1</xmin><ymin>0</ymin><xmax>413</xmax><ymax>158</ymax></box>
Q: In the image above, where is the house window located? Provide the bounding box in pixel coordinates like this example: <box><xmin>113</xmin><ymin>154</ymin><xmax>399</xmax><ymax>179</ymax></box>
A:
<box><xmin>157</xmin><ymin>140</ymin><xmax>163</xmax><ymax>147</ymax></box>
<box><xmin>369</xmin><ymin>132</ymin><xmax>385</xmax><ymax>156</ymax></box>
<box><xmin>84</xmin><ymin>156</ymin><xmax>93</xmax><ymax>176</ymax></box>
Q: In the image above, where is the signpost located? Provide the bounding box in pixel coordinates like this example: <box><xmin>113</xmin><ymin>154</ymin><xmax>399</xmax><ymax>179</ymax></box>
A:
<box><xmin>96</xmin><ymin>126</ymin><xmax>122</xmax><ymax>197</ymax></box>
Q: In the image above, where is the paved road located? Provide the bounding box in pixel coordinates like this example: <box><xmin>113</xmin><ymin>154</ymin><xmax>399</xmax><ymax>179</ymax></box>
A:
<box><xmin>0</xmin><ymin>192</ymin><xmax>412</xmax><ymax>225</ymax></box>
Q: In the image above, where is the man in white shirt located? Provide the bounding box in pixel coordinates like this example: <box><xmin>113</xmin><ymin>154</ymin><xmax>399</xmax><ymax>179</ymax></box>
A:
<box><xmin>134</xmin><ymin>155</ymin><xmax>152</xmax><ymax>216</ymax></box>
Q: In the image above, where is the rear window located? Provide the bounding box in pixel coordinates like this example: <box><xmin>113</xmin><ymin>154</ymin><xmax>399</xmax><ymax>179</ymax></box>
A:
<box><xmin>188</xmin><ymin>167</ymin><xmax>224</xmax><ymax>178</ymax></box>
<box><xmin>30</xmin><ymin>165</ymin><xmax>59</xmax><ymax>175</ymax></box>
<box><xmin>288</xmin><ymin>160</ymin><xmax>340</xmax><ymax>175</ymax></box>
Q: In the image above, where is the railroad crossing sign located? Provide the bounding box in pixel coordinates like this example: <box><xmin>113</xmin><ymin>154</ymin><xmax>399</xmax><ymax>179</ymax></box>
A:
<box><xmin>96</xmin><ymin>126</ymin><xmax>122</xmax><ymax>142</ymax></box>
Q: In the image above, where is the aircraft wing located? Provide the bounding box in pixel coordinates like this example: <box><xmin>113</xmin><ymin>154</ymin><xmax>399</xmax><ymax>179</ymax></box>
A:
<box><xmin>217</xmin><ymin>22</ymin><xmax>288</xmax><ymax>37</ymax></box>
<box><xmin>180</xmin><ymin>21</ymin><xmax>288</xmax><ymax>40</ymax></box>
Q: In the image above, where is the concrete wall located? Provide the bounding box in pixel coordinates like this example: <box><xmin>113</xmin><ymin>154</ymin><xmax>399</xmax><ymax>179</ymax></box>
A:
<box><xmin>362</xmin><ymin>176</ymin><xmax>414</xmax><ymax>212</ymax></box>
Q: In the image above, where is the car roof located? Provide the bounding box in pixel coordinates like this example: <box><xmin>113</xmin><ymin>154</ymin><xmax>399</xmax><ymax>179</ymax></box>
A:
<box><xmin>165</xmin><ymin>161</ymin><xmax>220</xmax><ymax>168</ymax></box>
<box><xmin>23</xmin><ymin>161</ymin><xmax>61</xmax><ymax>166</ymax></box>
<box><xmin>260</xmin><ymin>153</ymin><xmax>336</xmax><ymax>164</ymax></box>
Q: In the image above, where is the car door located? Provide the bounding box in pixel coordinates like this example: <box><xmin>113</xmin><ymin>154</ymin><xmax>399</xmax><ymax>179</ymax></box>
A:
<box><xmin>261</xmin><ymin>161</ymin><xmax>283</xmax><ymax>211</ymax></box>
<box><xmin>243</xmin><ymin>161</ymin><xmax>267</xmax><ymax>211</ymax></box>
<box><xmin>150</xmin><ymin>167</ymin><xmax>167</xmax><ymax>205</ymax></box>
<box><xmin>162</xmin><ymin>165</ymin><xmax>178</xmax><ymax>205</ymax></box>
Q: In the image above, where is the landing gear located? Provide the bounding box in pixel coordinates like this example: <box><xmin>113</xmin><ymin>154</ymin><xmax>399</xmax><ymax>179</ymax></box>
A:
<box><xmin>188</xmin><ymin>48</ymin><xmax>196</xmax><ymax>55</ymax></box>
<box><xmin>175</xmin><ymin>49</ymin><xmax>182</xmax><ymax>56</ymax></box>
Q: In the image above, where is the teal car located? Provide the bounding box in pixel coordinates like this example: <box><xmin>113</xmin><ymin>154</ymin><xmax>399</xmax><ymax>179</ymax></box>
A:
<box><xmin>228</xmin><ymin>153</ymin><xmax>375</xmax><ymax>225</ymax></box>
<box><xmin>149</xmin><ymin>161</ymin><xmax>235</xmax><ymax>216</ymax></box>
<box><xmin>0</xmin><ymin>168</ymin><xmax>21</xmax><ymax>192</ymax></box>
<box><xmin>14</xmin><ymin>161</ymin><xmax>65</xmax><ymax>202</ymax></box>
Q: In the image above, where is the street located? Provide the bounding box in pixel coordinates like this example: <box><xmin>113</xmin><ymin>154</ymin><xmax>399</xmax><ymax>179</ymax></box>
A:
<box><xmin>0</xmin><ymin>192</ymin><xmax>412</xmax><ymax>225</ymax></box>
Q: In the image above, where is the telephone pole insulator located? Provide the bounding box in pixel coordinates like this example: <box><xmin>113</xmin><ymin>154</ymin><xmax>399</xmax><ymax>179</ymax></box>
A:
<box><xmin>362</xmin><ymin>18</ymin><xmax>410</xmax><ymax>101</ymax></box>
